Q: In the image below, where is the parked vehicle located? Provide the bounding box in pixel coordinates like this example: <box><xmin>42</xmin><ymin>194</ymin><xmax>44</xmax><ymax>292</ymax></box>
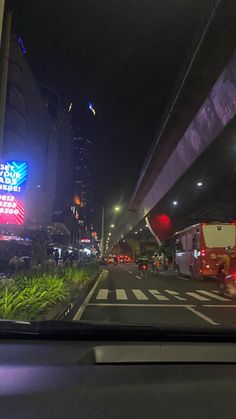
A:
<box><xmin>172</xmin><ymin>222</ymin><xmax>236</xmax><ymax>280</ymax></box>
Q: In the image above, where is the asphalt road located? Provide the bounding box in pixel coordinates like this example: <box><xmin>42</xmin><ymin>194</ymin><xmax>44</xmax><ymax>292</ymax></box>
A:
<box><xmin>73</xmin><ymin>263</ymin><xmax>236</xmax><ymax>328</ymax></box>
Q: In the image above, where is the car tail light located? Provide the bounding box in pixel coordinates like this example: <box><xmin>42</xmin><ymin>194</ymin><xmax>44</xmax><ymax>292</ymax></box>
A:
<box><xmin>201</xmin><ymin>249</ymin><xmax>206</xmax><ymax>257</ymax></box>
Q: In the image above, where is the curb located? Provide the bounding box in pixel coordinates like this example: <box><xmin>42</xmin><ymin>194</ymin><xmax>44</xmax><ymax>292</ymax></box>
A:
<box><xmin>73</xmin><ymin>269</ymin><xmax>108</xmax><ymax>321</ymax></box>
<box><xmin>38</xmin><ymin>269</ymin><xmax>102</xmax><ymax>321</ymax></box>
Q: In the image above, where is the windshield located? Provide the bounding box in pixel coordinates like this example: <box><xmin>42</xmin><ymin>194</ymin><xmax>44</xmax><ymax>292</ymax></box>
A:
<box><xmin>0</xmin><ymin>0</ymin><xmax>236</xmax><ymax>333</ymax></box>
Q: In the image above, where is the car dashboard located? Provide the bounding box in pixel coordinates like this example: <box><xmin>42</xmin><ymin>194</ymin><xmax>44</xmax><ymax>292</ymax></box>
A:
<box><xmin>1</xmin><ymin>337</ymin><xmax>236</xmax><ymax>418</ymax></box>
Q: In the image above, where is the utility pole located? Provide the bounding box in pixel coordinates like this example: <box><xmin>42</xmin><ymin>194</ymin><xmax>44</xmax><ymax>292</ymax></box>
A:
<box><xmin>101</xmin><ymin>206</ymin><xmax>105</xmax><ymax>256</ymax></box>
<box><xmin>0</xmin><ymin>9</ymin><xmax>11</xmax><ymax>158</ymax></box>
<box><xmin>0</xmin><ymin>1</ymin><xmax>5</xmax><ymax>47</ymax></box>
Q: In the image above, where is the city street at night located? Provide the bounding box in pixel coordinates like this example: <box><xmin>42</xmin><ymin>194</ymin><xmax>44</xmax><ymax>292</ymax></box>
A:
<box><xmin>74</xmin><ymin>264</ymin><xmax>236</xmax><ymax>328</ymax></box>
<box><xmin>2</xmin><ymin>2</ymin><xmax>236</xmax><ymax>417</ymax></box>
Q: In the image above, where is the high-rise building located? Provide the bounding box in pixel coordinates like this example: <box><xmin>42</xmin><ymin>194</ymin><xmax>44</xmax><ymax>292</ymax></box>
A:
<box><xmin>4</xmin><ymin>35</ymin><xmax>75</xmax><ymax>243</ymax></box>
<box><xmin>4</xmin><ymin>35</ymin><xmax>58</xmax><ymax>227</ymax></box>
<box><xmin>53</xmin><ymin>110</ymin><xmax>74</xmax><ymax>220</ymax></box>
<box><xmin>73</xmin><ymin>132</ymin><xmax>94</xmax><ymax>233</ymax></box>
<box><xmin>39</xmin><ymin>86</ymin><xmax>76</xmax><ymax>241</ymax></box>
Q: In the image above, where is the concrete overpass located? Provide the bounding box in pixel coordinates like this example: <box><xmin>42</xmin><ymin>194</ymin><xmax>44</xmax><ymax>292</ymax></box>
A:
<box><xmin>114</xmin><ymin>0</ymin><xmax>236</xmax><ymax>249</ymax></box>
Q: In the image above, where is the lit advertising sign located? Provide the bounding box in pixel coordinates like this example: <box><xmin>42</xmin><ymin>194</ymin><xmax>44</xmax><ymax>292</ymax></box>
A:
<box><xmin>0</xmin><ymin>161</ymin><xmax>28</xmax><ymax>225</ymax></box>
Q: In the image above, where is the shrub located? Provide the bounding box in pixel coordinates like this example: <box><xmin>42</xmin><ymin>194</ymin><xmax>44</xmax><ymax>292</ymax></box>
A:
<box><xmin>0</xmin><ymin>274</ymin><xmax>68</xmax><ymax>320</ymax></box>
<box><xmin>0</xmin><ymin>263</ymin><xmax>99</xmax><ymax>320</ymax></box>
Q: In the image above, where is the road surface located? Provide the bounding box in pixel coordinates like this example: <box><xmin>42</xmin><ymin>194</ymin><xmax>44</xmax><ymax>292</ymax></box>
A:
<box><xmin>73</xmin><ymin>263</ymin><xmax>236</xmax><ymax>327</ymax></box>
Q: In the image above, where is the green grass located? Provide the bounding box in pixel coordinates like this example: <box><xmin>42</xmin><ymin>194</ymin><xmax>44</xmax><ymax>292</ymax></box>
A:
<box><xmin>0</xmin><ymin>263</ymin><xmax>100</xmax><ymax>321</ymax></box>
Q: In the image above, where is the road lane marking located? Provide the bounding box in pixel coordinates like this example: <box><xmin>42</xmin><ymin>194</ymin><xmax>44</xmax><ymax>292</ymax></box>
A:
<box><xmin>87</xmin><ymin>303</ymin><xmax>194</xmax><ymax>307</ymax></box>
<box><xmin>132</xmin><ymin>289</ymin><xmax>148</xmax><ymax>300</ymax></box>
<box><xmin>177</xmin><ymin>276</ymin><xmax>189</xmax><ymax>281</ymax></box>
<box><xmin>165</xmin><ymin>290</ymin><xmax>186</xmax><ymax>301</ymax></box>
<box><xmin>203</xmin><ymin>304</ymin><xmax>236</xmax><ymax>308</ymax></box>
<box><xmin>186</xmin><ymin>292</ymin><xmax>210</xmax><ymax>301</ymax></box>
<box><xmin>73</xmin><ymin>270</ymin><xmax>108</xmax><ymax>320</ymax></box>
<box><xmin>96</xmin><ymin>289</ymin><xmax>109</xmax><ymax>300</ymax></box>
<box><xmin>129</xmin><ymin>271</ymin><xmax>133</xmax><ymax>274</ymax></box>
<box><xmin>196</xmin><ymin>290</ymin><xmax>231</xmax><ymax>302</ymax></box>
<box><xmin>186</xmin><ymin>306</ymin><xmax>219</xmax><ymax>325</ymax></box>
<box><xmin>116</xmin><ymin>289</ymin><xmax>128</xmax><ymax>300</ymax></box>
<box><xmin>148</xmin><ymin>289</ymin><xmax>169</xmax><ymax>301</ymax></box>
<box><xmin>135</xmin><ymin>275</ymin><xmax>141</xmax><ymax>279</ymax></box>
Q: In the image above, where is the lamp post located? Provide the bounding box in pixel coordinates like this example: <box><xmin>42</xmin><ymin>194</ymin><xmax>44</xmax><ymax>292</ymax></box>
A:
<box><xmin>101</xmin><ymin>206</ymin><xmax>105</xmax><ymax>257</ymax></box>
<box><xmin>101</xmin><ymin>205</ymin><xmax>121</xmax><ymax>256</ymax></box>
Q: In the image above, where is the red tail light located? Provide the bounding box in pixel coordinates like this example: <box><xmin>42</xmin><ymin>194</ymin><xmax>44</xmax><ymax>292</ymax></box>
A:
<box><xmin>201</xmin><ymin>249</ymin><xmax>206</xmax><ymax>257</ymax></box>
<box><xmin>141</xmin><ymin>265</ymin><xmax>147</xmax><ymax>270</ymax></box>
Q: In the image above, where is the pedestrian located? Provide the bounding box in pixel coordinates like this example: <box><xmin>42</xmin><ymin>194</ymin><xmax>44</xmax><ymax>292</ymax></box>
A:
<box><xmin>227</xmin><ymin>246</ymin><xmax>236</xmax><ymax>274</ymax></box>
<box><xmin>151</xmin><ymin>253</ymin><xmax>160</xmax><ymax>272</ymax></box>
<box><xmin>9</xmin><ymin>255</ymin><xmax>20</xmax><ymax>275</ymax></box>
<box><xmin>48</xmin><ymin>257</ymin><xmax>56</xmax><ymax>274</ymax></box>
<box><xmin>217</xmin><ymin>255</ymin><xmax>229</xmax><ymax>293</ymax></box>
<box><xmin>63</xmin><ymin>250</ymin><xmax>70</xmax><ymax>267</ymax></box>
<box><xmin>30</xmin><ymin>238</ymin><xmax>48</xmax><ymax>273</ymax></box>
<box><xmin>54</xmin><ymin>249</ymin><xmax>59</xmax><ymax>267</ymax></box>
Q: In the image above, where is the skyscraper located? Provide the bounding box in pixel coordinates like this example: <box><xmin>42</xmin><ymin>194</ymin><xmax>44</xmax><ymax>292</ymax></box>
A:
<box><xmin>73</xmin><ymin>131</ymin><xmax>94</xmax><ymax>234</ymax></box>
<box><xmin>4</xmin><ymin>35</ymin><xmax>58</xmax><ymax>227</ymax></box>
<box><xmin>53</xmin><ymin>109</ymin><xmax>74</xmax><ymax>220</ymax></box>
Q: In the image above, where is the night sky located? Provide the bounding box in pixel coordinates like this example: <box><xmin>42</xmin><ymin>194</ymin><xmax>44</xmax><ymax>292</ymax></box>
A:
<box><xmin>7</xmin><ymin>0</ymin><xmax>213</xmax><ymax>212</ymax></box>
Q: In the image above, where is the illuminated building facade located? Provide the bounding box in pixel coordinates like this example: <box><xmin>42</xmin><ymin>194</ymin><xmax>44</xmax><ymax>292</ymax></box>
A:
<box><xmin>0</xmin><ymin>160</ymin><xmax>28</xmax><ymax>225</ymax></box>
<box><xmin>73</xmin><ymin>132</ymin><xmax>94</xmax><ymax>233</ymax></box>
<box><xmin>3</xmin><ymin>35</ymin><xmax>57</xmax><ymax>227</ymax></box>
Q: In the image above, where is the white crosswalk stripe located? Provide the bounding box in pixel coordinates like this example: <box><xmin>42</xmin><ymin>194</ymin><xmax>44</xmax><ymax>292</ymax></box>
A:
<box><xmin>196</xmin><ymin>290</ymin><xmax>231</xmax><ymax>302</ymax></box>
<box><xmin>165</xmin><ymin>290</ymin><xmax>186</xmax><ymax>301</ymax></box>
<box><xmin>116</xmin><ymin>289</ymin><xmax>128</xmax><ymax>300</ymax></box>
<box><xmin>132</xmin><ymin>289</ymin><xmax>149</xmax><ymax>300</ymax></box>
<box><xmin>96</xmin><ymin>289</ymin><xmax>108</xmax><ymax>300</ymax></box>
<box><xmin>148</xmin><ymin>289</ymin><xmax>169</xmax><ymax>301</ymax></box>
<box><xmin>186</xmin><ymin>292</ymin><xmax>210</xmax><ymax>301</ymax></box>
<box><xmin>95</xmin><ymin>288</ymin><xmax>232</xmax><ymax>303</ymax></box>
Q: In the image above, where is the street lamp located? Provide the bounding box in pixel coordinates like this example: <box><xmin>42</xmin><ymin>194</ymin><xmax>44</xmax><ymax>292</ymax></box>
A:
<box><xmin>197</xmin><ymin>181</ymin><xmax>203</xmax><ymax>187</ymax></box>
<box><xmin>108</xmin><ymin>232</ymin><xmax>111</xmax><ymax>236</ymax></box>
<box><xmin>173</xmin><ymin>201</ymin><xmax>178</xmax><ymax>206</ymax></box>
<box><xmin>101</xmin><ymin>204</ymin><xmax>121</xmax><ymax>256</ymax></box>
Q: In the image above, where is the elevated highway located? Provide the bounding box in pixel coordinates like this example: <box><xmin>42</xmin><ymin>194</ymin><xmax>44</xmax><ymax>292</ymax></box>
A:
<box><xmin>114</xmin><ymin>0</ymin><xmax>236</xmax><ymax>248</ymax></box>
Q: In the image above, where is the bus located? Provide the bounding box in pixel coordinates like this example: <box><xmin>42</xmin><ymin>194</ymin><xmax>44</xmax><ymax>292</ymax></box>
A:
<box><xmin>172</xmin><ymin>222</ymin><xmax>236</xmax><ymax>279</ymax></box>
